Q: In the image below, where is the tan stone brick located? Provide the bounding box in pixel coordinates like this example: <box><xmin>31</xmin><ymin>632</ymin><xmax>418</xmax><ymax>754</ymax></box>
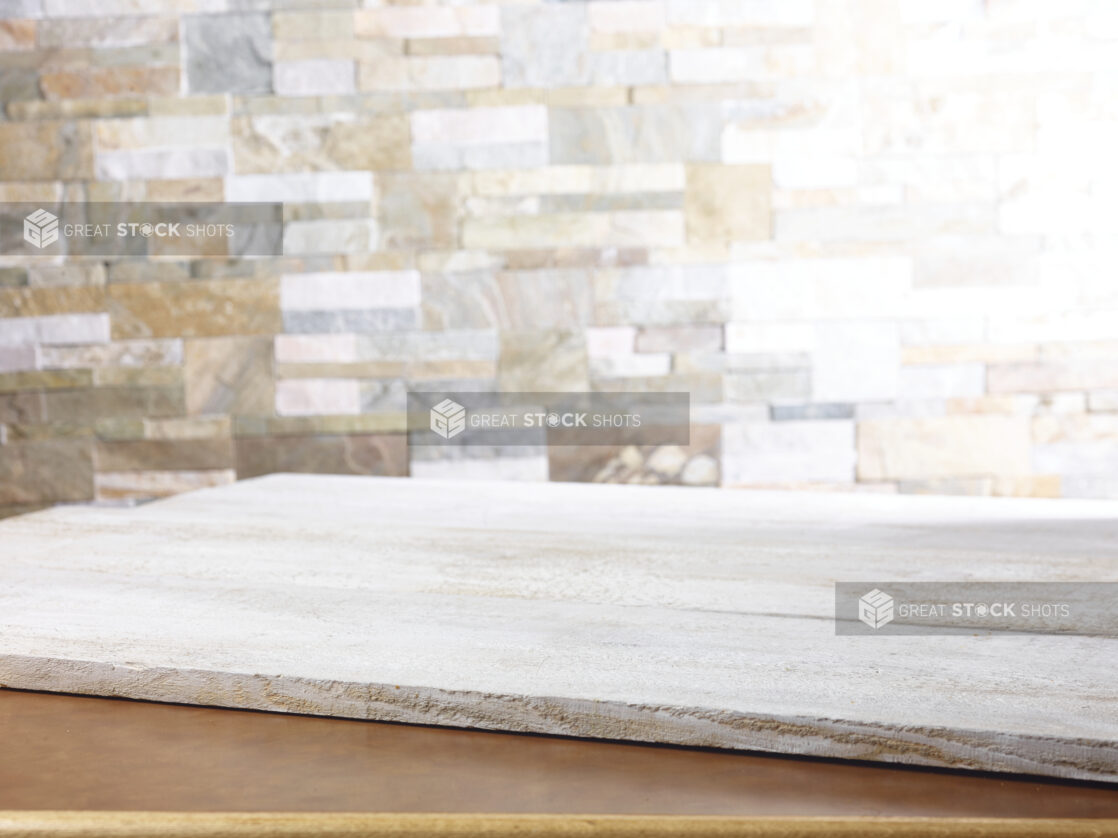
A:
<box><xmin>273</xmin><ymin>10</ymin><xmax>355</xmax><ymax>42</ymax></box>
<box><xmin>589</xmin><ymin>32</ymin><xmax>661</xmax><ymax>51</ymax></box>
<box><xmin>992</xmin><ymin>475</ymin><xmax>1062</xmax><ymax>498</ymax></box>
<box><xmin>143</xmin><ymin>416</ymin><xmax>232</xmax><ymax>441</ymax></box>
<box><xmin>148</xmin><ymin>95</ymin><xmax>229</xmax><ymax>117</ymax></box>
<box><xmin>0</xmin><ymin>20</ymin><xmax>36</xmax><ymax>51</ymax></box>
<box><xmin>0</xmin><ymin>121</ymin><xmax>93</xmax><ymax>180</ymax></box>
<box><xmin>0</xmin><ymin>286</ymin><xmax>105</xmax><ymax>318</ymax></box>
<box><xmin>857</xmin><ymin>416</ymin><xmax>1032</xmax><ymax>481</ymax></box>
<box><xmin>406</xmin><ymin>37</ymin><xmax>499</xmax><ymax>56</ymax></box>
<box><xmin>7</xmin><ymin>98</ymin><xmax>148</xmax><ymax>121</ymax></box>
<box><xmin>94</xmin><ymin>439</ymin><xmax>235</xmax><ymax>472</ymax></box>
<box><xmin>378</xmin><ymin>171</ymin><xmax>458</xmax><ymax>251</ymax></box>
<box><xmin>108</xmin><ymin>279</ymin><xmax>280</xmax><ymax>340</ymax></box>
<box><xmin>0</xmin><ymin>370</ymin><xmax>92</xmax><ymax>393</ymax></box>
<box><xmin>234</xmin><ymin>433</ymin><xmax>408</xmax><ymax>479</ymax></box>
<box><xmin>40</xmin><ymin>67</ymin><xmax>179</xmax><ymax>100</ymax></box>
<box><xmin>232</xmin><ymin>113</ymin><xmax>410</xmax><ymax>174</ymax></box>
<box><xmin>685</xmin><ymin>165</ymin><xmax>771</xmax><ymax>245</ymax></box>
<box><xmin>184</xmin><ymin>336</ymin><xmax>275</xmax><ymax>417</ymax></box>
<box><xmin>0</xmin><ymin>439</ymin><xmax>94</xmax><ymax>505</ymax></box>
<box><xmin>91</xmin><ymin>367</ymin><xmax>182</xmax><ymax>388</ymax></box>
<box><xmin>144</xmin><ymin>178</ymin><xmax>224</xmax><ymax>203</ymax></box>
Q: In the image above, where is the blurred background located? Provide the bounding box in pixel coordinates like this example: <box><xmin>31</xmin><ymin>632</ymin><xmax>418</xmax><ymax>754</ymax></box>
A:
<box><xmin>1</xmin><ymin>0</ymin><xmax>1117</xmax><ymax>516</ymax></box>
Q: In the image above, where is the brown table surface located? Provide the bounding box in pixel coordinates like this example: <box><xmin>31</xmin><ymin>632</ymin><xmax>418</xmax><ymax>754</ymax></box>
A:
<box><xmin>1</xmin><ymin>689</ymin><xmax>1115</xmax><ymax>817</ymax></box>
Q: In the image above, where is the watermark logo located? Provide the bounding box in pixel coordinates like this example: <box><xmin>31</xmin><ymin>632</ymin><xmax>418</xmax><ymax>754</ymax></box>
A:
<box><xmin>23</xmin><ymin>209</ymin><xmax>58</xmax><ymax>249</ymax></box>
<box><xmin>430</xmin><ymin>398</ymin><xmax>466</xmax><ymax>440</ymax></box>
<box><xmin>858</xmin><ymin>588</ymin><xmax>894</xmax><ymax>629</ymax></box>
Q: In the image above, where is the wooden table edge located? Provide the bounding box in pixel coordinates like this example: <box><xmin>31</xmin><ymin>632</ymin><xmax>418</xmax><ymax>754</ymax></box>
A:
<box><xmin>1</xmin><ymin>813</ymin><xmax>1116</xmax><ymax>837</ymax></box>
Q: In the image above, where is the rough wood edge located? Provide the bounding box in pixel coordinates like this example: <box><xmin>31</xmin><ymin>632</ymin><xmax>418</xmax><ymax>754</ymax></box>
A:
<box><xmin>1</xmin><ymin>814</ymin><xmax>1117</xmax><ymax>838</ymax></box>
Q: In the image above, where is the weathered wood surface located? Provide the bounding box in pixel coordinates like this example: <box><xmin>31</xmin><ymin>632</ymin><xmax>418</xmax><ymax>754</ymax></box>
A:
<box><xmin>0</xmin><ymin>474</ymin><xmax>1115</xmax><ymax>781</ymax></box>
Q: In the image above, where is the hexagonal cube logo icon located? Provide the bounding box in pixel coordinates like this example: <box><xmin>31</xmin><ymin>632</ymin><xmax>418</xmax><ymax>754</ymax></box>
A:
<box><xmin>430</xmin><ymin>398</ymin><xmax>466</xmax><ymax>440</ymax></box>
<box><xmin>24</xmin><ymin>208</ymin><xmax>59</xmax><ymax>249</ymax></box>
<box><xmin>858</xmin><ymin>588</ymin><xmax>894</xmax><ymax>629</ymax></box>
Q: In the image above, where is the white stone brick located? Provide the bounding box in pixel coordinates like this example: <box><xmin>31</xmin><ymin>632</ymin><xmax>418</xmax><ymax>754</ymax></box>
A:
<box><xmin>1088</xmin><ymin>391</ymin><xmax>1118</xmax><ymax>412</ymax></box>
<box><xmin>273</xmin><ymin>60</ymin><xmax>355</xmax><ymax>96</ymax></box>
<box><xmin>897</xmin><ymin>364</ymin><xmax>986</xmax><ymax>400</ymax></box>
<box><xmin>858</xmin><ymin>416</ymin><xmax>1032</xmax><ymax>480</ymax></box>
<box><xmin>899</xmin><ymin>319</ymin><xmax>986</xmax><ymax>345</ymax></box>
<box><xmin>812</xmin><ymin>322</ymin><xmax>899</xmax><ymax>402</ymax></box>
<box><xmin>586</xmin><ymin>326</ymin><xmax>636</xmax><ymax>357</ymax></box>
<box><xmin>589</xmin><ymin>1</ymin><xmax>665</xmax><ymax>32</ymax></box>
<box><xmin>665</xmin><ymin>0</ymin><xmax>815</xmax><ymax>27</ymax></box>
<box><xmin>728</xmin><ymin>258</ymin><xmax>912</xmax><ymax>321</ymax></box>
<box><xmin>469</xmin><ymin>164</ymin><xmax>685</xmax><ymax>196</ymax></box>
<box><xmin>589</xmin><ymin>50</ymin><xmax>667</xmax><ymax>86</ymax></box>
<box><xmin>670</xmin><ymin>48</ymin><xmax>765</xmax><ymax>83</ymax></box>
<box><xmin>987</xmin><ymin>311</ymin><xmax>1118</xmax><ymax>345</ymax></box>
<box><xmin>411</xmin><ymin>106</ymin><xmax>548</xmax><ymax>147</ymax></box>
<box><xmin>612</xmin><ymin>265</ymin><xmax>725</xmax><ymax>301</ymax></box>
<box><xmin>355</xmin><ymin>6</ymin><xmax>500</xmax><ymax>38</ymax></box>
<box><xmin>0</xmin><ymin>314</ymin><xmax>111</xmax><ymax>346</ymax></box>
<box><xmin>95</xmin><ymin>116</ymin><xmax>229</xmax><ymax>151</ymax></box>
<box><xmin>275</xmin><ymin>379</ymin><xmax>361</xmax><ymax>416</ymax></box>
<box><xmin>462</xmin><ymin>211</ymin><xmax>684</xmax><ymax>250</ymax></box>
<box><xmin>226</xmin><ymin>171</ymin><xmax>374</xmax><ymax>203</ymax></box>
<box><xmin>722</xmin><ymin>420</ymin><xmax>855</xmax><ymax>485</ymax></box>
<box><xmin>725</xmin><ymin>322</ymin><xmax>814</xmax><ymax>354</ymax></box>
<box><xmin>773</xmin><ymin>156</ymin><xmax>858</xmax><ymax>189</ymax></box>
<box><xmin>283</xmin><ymin>220</ymin><xmax>379</xmax><ymax>255</ymax></box>
<box><xmin>0</xmin><ymin>343</ymin><xmax>37</xmax><ymax>373</ymax></box>
<box><xmin>95</xmin><ymin>148</ymin><xmax>229</xmax><ymax>180</ymax></box>
<box><xmin>281</xmin><ymin>271</ymin><xmax>422</xmax><ymax>311</ymax></box>
<box><xmin>590</xmin><ymin>353</ymin><xmax>671</xmax><ymax>378</ymax></box>
<box><xmin>275</xmin><ymin>334</ymin><xmax>359</xmax><ymax>364</ymax></box>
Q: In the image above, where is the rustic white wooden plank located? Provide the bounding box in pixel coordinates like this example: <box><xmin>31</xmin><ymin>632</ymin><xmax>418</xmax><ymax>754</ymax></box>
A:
<box><xmin>0</xmin><ymin>474</ymin><xmax>1115</xmax><ymax>782</ymax></box>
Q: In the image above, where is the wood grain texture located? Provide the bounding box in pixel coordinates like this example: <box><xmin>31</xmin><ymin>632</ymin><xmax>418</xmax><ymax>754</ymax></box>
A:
<box><xmin>1</xmin><ymin>813</ymin><xmax>1117</xmax><ymax>838</ymax></box>
<box><xmin>0</xmin><ymin>475</ymin><xmax>1115</xmax><ymax>781</ymax></box>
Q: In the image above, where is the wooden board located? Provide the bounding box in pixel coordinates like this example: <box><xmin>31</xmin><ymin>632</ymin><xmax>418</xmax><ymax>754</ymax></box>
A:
<box><xmin>0</xmin><ymin>474</ymin><xmax>1115</xmax><ymax>782</ymax></box>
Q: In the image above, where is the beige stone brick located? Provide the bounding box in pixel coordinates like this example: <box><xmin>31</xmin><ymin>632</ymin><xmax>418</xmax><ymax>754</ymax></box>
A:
<box><xmin>356</xmin><ymin>6</ymin><xmax>499</xmax><ymax>39</ymax></box>
<box><xmin>0</xmin><ymin>20</ymin><xmax>35</xmax><ymax>51</ymax></box>
<box><xmin>406</xmin><ymin>37</ymin><xmax>499</xmax><ymax>57</ymax></box>
<box><xmin>991</xmin><ymin>475</ymin><xmax>1062</xmax><ymax>498</ymax></box>
<box><xmin>463</xmin><ymin>211</ymin><xmax>685</xmax><ymax>250</ymax></box>
<box><xmin>273</xmin><ymin>10</ymin><xmax>354</xmax><ymax>42</ymax></box>
<box><xmin>95</xmin><ymin>116</ymin><xmax>229</xmax><ymax>151</ymax></box>
<box><xmin>857</xmin><ymin>416</ymin><xmax>1032</xmax><ymax>480</ymax></box>
<box><xmin>359</xmin><ymin>56</ymin><xmax>499</xmax><ymax>91</ymax></box>
<box><xmin>988</xmin><ymin>361</ymin><xmax>1118</xmax><ymax>394</ymax></box>
<box><xmin>685</xmin><ymin>165</ymin><xmax>771</xmax><ymax>245</ymax></box>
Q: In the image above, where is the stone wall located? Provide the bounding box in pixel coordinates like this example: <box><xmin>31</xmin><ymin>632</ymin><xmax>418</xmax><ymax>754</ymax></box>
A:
<box><xmin>1</xmin><ymin>0</ymin><xmax>1117</xmax><ymax>515</ymax></box>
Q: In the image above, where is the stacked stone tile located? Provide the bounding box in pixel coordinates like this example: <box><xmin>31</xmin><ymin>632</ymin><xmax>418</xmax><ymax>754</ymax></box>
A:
<box><xmin>1</xmin><ymin>0</ymin><xmax>1117</xmax><ymax>515</ymax></box>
